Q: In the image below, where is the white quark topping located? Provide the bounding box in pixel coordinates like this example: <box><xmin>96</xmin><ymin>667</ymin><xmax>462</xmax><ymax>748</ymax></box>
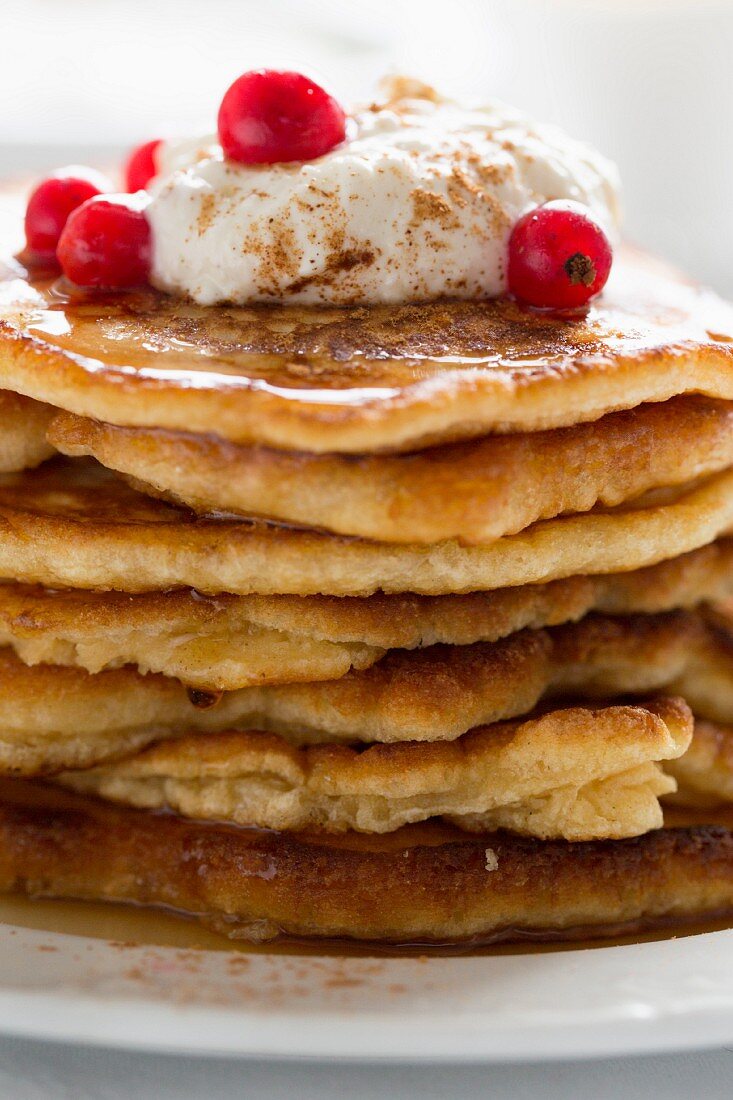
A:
<box><xmin>146</xmin><ymin>78</ymin><xmax>621</xmax><ymax>306</ymax></box>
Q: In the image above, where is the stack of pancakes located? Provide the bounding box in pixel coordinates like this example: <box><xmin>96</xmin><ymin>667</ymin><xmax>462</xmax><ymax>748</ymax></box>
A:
<box><xmin>0</xmin><ymin>244</ymin><xmax>732</xmax><ymax>944</ymax></box>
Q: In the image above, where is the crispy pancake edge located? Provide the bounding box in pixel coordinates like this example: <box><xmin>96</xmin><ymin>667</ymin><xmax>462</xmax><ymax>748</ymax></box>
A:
<box><xmin>0</xmin><ymin>390</ymin><xmax>54</xmax><ymax>471</ymax></box>
<box><xmin>1</xmin><ymin>539</ymin><xmax>732</xmax><ymax>690</ymax></box>
<box><xmin>56</xmin><ymin>698</ymin><xmax>689</xmax><ymax>840</ymax></box>
<box><xmin>1</xmin><ymin>608</ymin><xmax>732</xmax><ymax>773</ymax></box>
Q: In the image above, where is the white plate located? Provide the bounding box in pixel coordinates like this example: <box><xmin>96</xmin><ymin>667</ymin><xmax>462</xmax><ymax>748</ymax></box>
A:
<box><xmin>0</xmin><ymin>915</ymin><xmax>731</xmax><ymax>1062</ymax></box>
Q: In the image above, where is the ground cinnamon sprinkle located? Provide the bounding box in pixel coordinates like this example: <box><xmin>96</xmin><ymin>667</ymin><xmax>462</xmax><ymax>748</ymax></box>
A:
<box><xmin>410</xmin><ymin>189</ymin><xmax>460</xmax><ymax>231</ymax></box>
<box><xmin>196</xmin><ymin>193</ymin><xmax>218</xmax><ymax>236</ymax></box>
<box><xmin>377</xmin><ymin>75</ymin><xmax>441</xmax><ymax>108</ymax></box>
<box><xmin>466</xmin><ymin>152</ymin><xmax>513</xmax><ymax>188</ymax></box>
<box><xmin>246</xmin><ymin>216</ymin><xmax>303</xmax><ymax>292</ymax></box>
<box><xmin>287</xmin><ymin>248</ymin><xmax>377</xmax><ymax>295</ymax></box>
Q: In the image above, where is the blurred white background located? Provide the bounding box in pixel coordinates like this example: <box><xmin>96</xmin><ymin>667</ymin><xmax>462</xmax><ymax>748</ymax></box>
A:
<box><xmin>3</xmin><ymin>0</ymin><xmax>733</xmax><ymax>289</ymax></box>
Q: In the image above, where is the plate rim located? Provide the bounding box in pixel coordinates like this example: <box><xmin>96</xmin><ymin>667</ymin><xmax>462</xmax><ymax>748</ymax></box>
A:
<box><xmin>0</xmin><ymin>988</ymin><xmax>731</xmax><ymax>1063</ymax></box>
<box><xmin>0</xmin><ymin>923</ymin><xmax>731</xmax><ymax>1062</ymax></box>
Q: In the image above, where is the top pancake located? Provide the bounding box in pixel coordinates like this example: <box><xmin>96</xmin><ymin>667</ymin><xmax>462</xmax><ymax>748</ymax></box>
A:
<box><xmin>1</xmin><ymin>247</ymin><xmax>733</xmax><ymax>453</ymax></box>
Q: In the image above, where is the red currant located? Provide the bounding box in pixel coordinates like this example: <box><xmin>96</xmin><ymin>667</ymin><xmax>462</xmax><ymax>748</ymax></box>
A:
<box><xmin>218</xmin><ymin>69</ymin><xmax>346</xmax><ymax>165</ymax></box>
<box><xmin>57</xmin><ymin>193</ymin><xmax>152</xmax><ymax>288</ymax></box>
<box><xmin>124</xmin><ymin>139</ymin><xmax>163</xmax><ymax>192</ymax></box>
<box><xmin>507</xmin><ymin>200</ymin><xmax>613</xmax><ymax>310</ymax></box>
<box><xmin>24</xmin><ymin>167</ymin><xmax>111</xmax><ymax>261</ymax></box>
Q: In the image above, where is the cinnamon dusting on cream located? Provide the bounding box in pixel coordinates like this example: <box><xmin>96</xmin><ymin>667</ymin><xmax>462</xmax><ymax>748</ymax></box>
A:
<box><xmin>147</xmin><ymin>78</ymin><xmax>621</xmax><ymax>305</ymax></box>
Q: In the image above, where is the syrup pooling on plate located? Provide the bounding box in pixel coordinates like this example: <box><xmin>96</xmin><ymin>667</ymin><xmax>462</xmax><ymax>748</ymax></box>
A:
<box><xmin>2</xmin><ymin>893</ymin><xmax>732</xmax><ymax>958</ymax></box>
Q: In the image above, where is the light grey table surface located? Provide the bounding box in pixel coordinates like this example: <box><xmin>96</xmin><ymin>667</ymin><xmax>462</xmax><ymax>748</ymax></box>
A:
<box><xmin>0</xmin><ymin>1039</ymin><xmax>731</xmax><ymax>1099</ymax></box>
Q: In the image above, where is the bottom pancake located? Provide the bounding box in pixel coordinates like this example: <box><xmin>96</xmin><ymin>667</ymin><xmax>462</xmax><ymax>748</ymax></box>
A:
<box><xmin>0</xmin><ymin>780</ymin><xmax>731</xmax><ymax>945</ymax></box>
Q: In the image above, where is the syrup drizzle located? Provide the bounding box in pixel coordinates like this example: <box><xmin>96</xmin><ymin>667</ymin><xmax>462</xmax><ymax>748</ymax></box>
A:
<box><xmin>5</xmin><ymin>248</ymin><xmax>733</xmax><ymax>409</ymax></box>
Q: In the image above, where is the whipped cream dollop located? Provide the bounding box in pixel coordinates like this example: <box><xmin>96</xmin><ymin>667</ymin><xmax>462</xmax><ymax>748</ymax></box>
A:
<box><xmin>147</xmin><ymin>79</ymin><xmax>621</xmax><ymax>306</ymax></box>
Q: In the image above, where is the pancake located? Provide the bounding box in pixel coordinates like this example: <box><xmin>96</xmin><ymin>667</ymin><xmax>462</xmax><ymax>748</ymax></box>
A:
<box><xmin>2</xmin><ymin>539</ymin><xmax>732</xmax><ymax>690</ymax></box>
<box><xmin>1</xmin><ymin>458</ymin><xmax>733</xmax><ymax>596</ymax></box>
<box><xmin>0</xmin><ymin>584</ymin><xmax>379</xmax><ymax>690</ymax></box>
<box><xmin>2</xmin><ymin>608</ymin><xmax>733</xmax><ymax>773</ymax></box>
<box><xmin>49</xmin><ymin>396</ymin><xmax>733</xmax><ymax>545</ymax></box>
<box><xmin>2</xmin><ymin>249</ymin><xmax>733</xmax><ymax>453</ymax></box>
<box><xmin>57</xmin><ymin>698</ymin><xmax>689</xmax><ymax>841</ymax></box>
<box><xmin>666</xmin><ymin>720</ymin><xmax>733</xmax><ymax>809</ymax></box>
<box><xmin>0</xmin><ymin>390</ymin><xmax>54</xmax><ymax>471</ymax></box>
<box><xmin>0</xmin><ymin>779</ymin><xmax>731</xmax><ymax>944</ymax></box>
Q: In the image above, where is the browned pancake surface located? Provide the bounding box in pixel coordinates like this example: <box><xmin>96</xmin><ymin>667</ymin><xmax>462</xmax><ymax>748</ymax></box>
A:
<box><xmin>0</xmin><ymin>780</ymin><xmax>731</xmax><ymax>944</ymax></box>
<box><xmin>49</xmin><ymin>396</ymin><xmax>733</xmax><ymax>544</ymax></box>
<box><xmin>1</xmin><ymin>458</ymin><xmax>733</xmax><ymax>595</ymax></box>
<box><xmin>2</xmin><ymin>607</ymin><xmax>733</xmax><ymax>774</ymax></box>
<box><xmin>1</xmin><ymin>539</ymin><xmax>732</xmax><ymax>690</ymax></box>
<box><xmin>0</xmin><ymin>390</ymin><xmax>54</xmax><ymax>471</ymax></box>
<box><xmin>58</xmin><ymin>698</ymin><xmax>689</xmax><ymax>840</ymax></box>
<box><xmin>2</xmin><ymin>249</ymin><xmax>733</xmax><ymax>452</ymax></box>
<box><xmin>667</xmin><ymin>719</ymin><xmax>733</xmax><ymax>808</ymax></box>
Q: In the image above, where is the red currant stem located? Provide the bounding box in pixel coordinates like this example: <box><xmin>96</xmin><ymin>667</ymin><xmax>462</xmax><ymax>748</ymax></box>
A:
<box><xmin>564</xmin><ymin>252</ymin><xmax>596</xmax><ymax>287</ymax></box>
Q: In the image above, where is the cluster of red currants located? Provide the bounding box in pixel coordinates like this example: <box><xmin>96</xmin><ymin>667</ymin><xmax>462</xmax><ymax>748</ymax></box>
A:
<box><xmin>22</xmin><ymin>70</ymin><xmax>612</xmax><ymax>309</ymax></box>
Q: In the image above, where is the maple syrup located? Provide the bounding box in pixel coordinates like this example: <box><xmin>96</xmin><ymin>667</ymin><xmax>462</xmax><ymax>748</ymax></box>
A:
<box><xmin>1</xmin><ymin>891</ymin><xmax>731</xmax><ymax>959</ymax></box>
